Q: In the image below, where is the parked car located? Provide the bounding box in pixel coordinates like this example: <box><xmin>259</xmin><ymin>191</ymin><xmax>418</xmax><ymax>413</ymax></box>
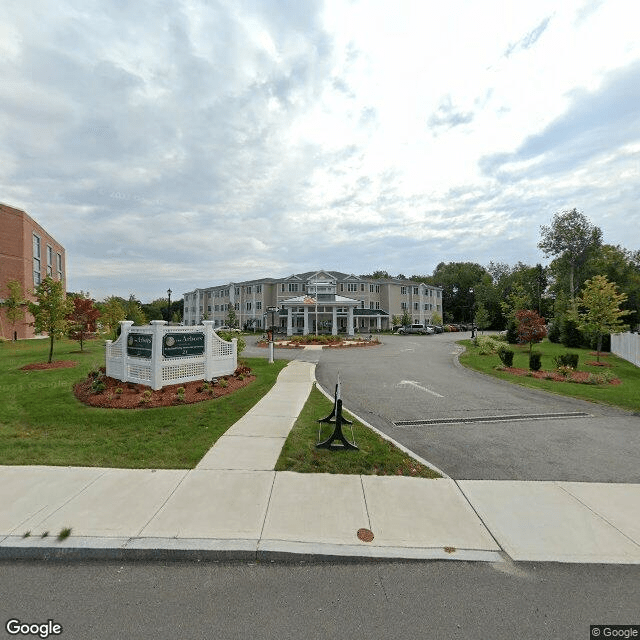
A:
<box><xmin>397</xmin><ymin>324</ymin><xmax>431</xmax><ymax>335</ymax></box>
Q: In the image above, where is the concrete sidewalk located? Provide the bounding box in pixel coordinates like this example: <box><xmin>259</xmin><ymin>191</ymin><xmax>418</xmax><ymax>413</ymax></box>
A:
<box><xmin>1</xmin><ymin>360</ymin><xmax>639</xmax><ymax>564</ymax></box>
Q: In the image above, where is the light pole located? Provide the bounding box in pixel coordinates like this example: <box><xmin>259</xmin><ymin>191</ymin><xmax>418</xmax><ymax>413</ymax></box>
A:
<box><xmin>167</xmin><ymin>288</ymin><xmax>172</xmax><ymax>325</ymax></box>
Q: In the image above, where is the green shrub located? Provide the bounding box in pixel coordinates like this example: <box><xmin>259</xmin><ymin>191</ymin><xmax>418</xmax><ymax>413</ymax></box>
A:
<box><xmin>475</xmin><ymin>335</ymin><xmax>501</xmax><ymax>355</ymax></box>
<box><xmin>547</xmin><ymin>321</ymin><xmax>562</xmax><ymax>343</ymax></box>
<box><xmin>529</xmin><ymin>351</ymin><xmax>542</xmax><ymax>371</ymax></box>
<box><xmin>505</xmin><ymin>321</ymin><xmax>518</xmax><ymax>344</ymax></box>
<box><xmin>554</xmin><ymin>353</ymin><xmax>579</xmax><ymax>369</ymax></box>
<box><xmin>497</xmin><ymin>345</ymin><xmax>514</xmax><ymax>367</ymax></box>
<box><xmin>585</xmin><ymin>370</ymin><xmax>615</xmax><ymax>385</ymax></box>
<box><xmin>561</xmin><ymin>317</ymin><xmax>583</xmax><ymax>348</ymax></box>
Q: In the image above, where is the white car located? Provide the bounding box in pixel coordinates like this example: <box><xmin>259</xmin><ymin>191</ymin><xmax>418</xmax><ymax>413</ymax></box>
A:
<box><xmin>396</xmin><ymin>324</ymin><xmax>433</xmax><ymax>335</ymax></box>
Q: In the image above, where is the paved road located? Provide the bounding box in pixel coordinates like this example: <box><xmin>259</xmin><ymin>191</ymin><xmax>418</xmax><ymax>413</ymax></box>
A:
<box><xmin>278</xmin><ymin>333</ymin><xmax>640</xmax><ymax>482</ymax></box>
<box><xmin>2</xmin><ymin>560</ymin><xmax>638</xmax><ymax>640</ymax></box>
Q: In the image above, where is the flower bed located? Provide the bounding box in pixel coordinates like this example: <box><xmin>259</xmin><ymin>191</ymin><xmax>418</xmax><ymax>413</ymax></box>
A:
<box><xmin>74</xmin><ymin>365</ymin><xmax>255</xmax><ymax>408</ymax></box>
<box><xmin>500</xmin><ymin>366</ymin><xmax>620</xmax><ymax>386</ymax></box>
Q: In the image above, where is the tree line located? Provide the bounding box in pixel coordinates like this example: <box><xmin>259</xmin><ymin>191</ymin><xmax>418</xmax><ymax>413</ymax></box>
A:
<box><xmin>367</xmin><ymin>209</ymin><xmax>639</xmax><ymax>346</ymax></box>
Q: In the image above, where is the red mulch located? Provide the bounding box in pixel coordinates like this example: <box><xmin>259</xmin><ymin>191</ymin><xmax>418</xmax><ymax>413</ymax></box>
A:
<box><xmin>502</xmin><ymin>367</ymin><xmax>620</xmax><ymax>385</ymax></box>
<box><xmin>21</xmin><ymin>361</ymin><xmax>78</xmax><ymax>371</ymax></box>
<box><xmin>585</xmin><ymin>361</ymin><xmax>612</xmax><ymax>367</ymax></box>
<box><xmin>74</xmin><ymin>368</ymin><xmax>255</xmax><ymax>409</ymax></box>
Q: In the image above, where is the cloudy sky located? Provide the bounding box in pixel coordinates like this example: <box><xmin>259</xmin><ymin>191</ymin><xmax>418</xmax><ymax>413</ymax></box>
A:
<box><xmin>2</xmin><ymin>0</ymin><xmax>639</xmax><ymax>302</ymax></box>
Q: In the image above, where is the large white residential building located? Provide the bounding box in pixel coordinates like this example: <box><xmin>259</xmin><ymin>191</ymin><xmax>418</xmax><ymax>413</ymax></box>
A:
<box><xmin>183</xmin><ymin>270</ymin><xmax>443</xmax><ymax>336</ymax></box>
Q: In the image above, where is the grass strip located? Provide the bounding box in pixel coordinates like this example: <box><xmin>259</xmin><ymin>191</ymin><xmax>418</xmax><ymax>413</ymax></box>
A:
<box><xmin>275</xmin><ymin>385</ymin><xmax>440</xmax><ymax>477</ymax></box>
<box><xmin>0</xmin><ymin>337</ymin><xmax>287</xmax><ymax>468</ymax></box>
<box><xmin>458</xmin><ymin>338</ymin><xmax>640</xmax><ymax>412</ymax></box>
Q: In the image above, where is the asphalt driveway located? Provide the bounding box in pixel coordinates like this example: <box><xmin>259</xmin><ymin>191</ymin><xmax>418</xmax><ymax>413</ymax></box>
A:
<box><xmin>310</xmin><ymin>333</ymin><xmax>640</xmax><ymax>482</ymax></box>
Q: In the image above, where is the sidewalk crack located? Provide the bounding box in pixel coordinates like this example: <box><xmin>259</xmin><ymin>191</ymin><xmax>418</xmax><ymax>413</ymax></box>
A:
<box><xmin>556</xmin><ymin>482</ymin><xmax>640</xmax><ymax>549</ymax></box>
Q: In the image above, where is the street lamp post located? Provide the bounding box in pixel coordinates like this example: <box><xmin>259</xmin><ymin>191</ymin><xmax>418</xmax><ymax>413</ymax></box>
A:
<box><xmin>267</xmin><ymin>306</ymin><xmax>278</xmax><ymax>363</ymax></box>
<box><xmin>167</xmin><ymin>288</ymin><xmax>172</xmax><ymax>325</ymax></box>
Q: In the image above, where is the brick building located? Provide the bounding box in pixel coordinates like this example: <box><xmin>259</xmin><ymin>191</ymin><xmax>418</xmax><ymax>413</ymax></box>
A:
<box><xmin>0</xmin><ymin>204</ymin><xmax>66</xmax><ymax>339</ymax></box>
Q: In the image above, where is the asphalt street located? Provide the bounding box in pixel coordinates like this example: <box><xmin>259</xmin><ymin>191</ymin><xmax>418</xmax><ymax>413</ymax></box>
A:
<box><xmin>2</xmin><ymin>560</ymin><xmax>638</xmax><ymax>640</ymax></box>
<box><xmin>247</xmin><ymin>333</ymin><xmax>640</xmax><ymax>481</ymax></box>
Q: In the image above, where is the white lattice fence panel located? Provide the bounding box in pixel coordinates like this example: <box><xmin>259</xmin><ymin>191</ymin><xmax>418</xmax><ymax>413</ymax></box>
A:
<box><xmin>210</xmin><ymin>337</ymin><xmax>234</xmax><ymax>358</ymax></box>
<box><xmin>162</xmin><ymin>361</ymin><xmax>206</xmax><ymax>383</ymax></box>
<box><xmin>127</xmin><ymin>363</ymin><xmax>152</xmax><ymax>382</ymax></box>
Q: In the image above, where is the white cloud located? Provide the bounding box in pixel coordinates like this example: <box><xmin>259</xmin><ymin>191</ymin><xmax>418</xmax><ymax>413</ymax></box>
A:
<box><xmin>0</xmin><ymin>0</ymin><xmax>639</xmax><ymax>301</ymax></box>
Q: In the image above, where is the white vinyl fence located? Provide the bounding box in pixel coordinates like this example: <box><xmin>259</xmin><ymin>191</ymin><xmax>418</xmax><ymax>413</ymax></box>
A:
<box><xmin>611</xmin><ymin>332</ymin><xmax>640</xmax><ymax>368</ymax></box>
<box><xmin>106</xmin><ymin>320</ymin><xmax>237</xmax><ymax>390</ymax></box>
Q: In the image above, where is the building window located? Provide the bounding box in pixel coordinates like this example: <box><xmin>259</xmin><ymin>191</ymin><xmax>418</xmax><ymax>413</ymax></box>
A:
<box><xmin>376</xmin><ymin>302</ymin><xmax>380</xmax><ymax>309</ymax></box>
<box><xmin>256</xmin><ymin>285</ymin><xmax>262</xmax><ymax>294</ymax></box>
<box><xmin>401</xmin><ymin>286</ymin><xmax>407</xmax><ymax>295</ymax></box>
<box><xmin>369</xmin><ymin>284</ymin><xmax>374</xmax><ymax>293</ymax></box>
<box><xmin>401</xmin><ymin>302</ymin><xmax>407</xmax><ymax>309</ymax></box>
<box><xmin>235</xmin><ymin>287</ymin><xmax>240</xmax><ymax>295</ymax></box>
<box><xmin>256</xmin><ymin>301</ymin><xmax>262</xmax><ymax>310</ymax></box>
<box><xmin>361</xmin><ymin>284</ymin><xmax>365</xmax><ymax>291</ymax></box>
<box><xmin>288</xmin><ymin>283</ymin><xmax>299</xmax><ymax>292</ymax></box>
<box><xmin>414</xmin><ymin>302</ymin><xmax>419</xmax><ymax>310</ymax></box>
<box><xmin>347</xmin><ymin>283</ymin><xmax>358</xmax><ymax>292</ymax></box>
<box><xmin>413</xmin><ymin>286</ymin><xmax>419</xmax><ymax>295</ymax></box>
<box><xmin>246</xmin><ymin>286</ymin><xmax>252</xmax><ymax>294</ymax></box>
<box><xmin>234</xmin><ymin>302</ymin><xmax>239</xmax><ymax>310</ymax></box>
<box><xmin>56</xmin><ymin>253</ymin><xmax>63</xmax><ymax>280</ymax></box>
<box><xmin>246</xmin><ymin>302</ymin><xmax>252</xmax><ymax>310</ymax></box>
<box><xmin>46</xmin><ymin>246</ymin><xmax>53</xmax><ymax>276</ymax></box>
<box><xmin>32</xmin><ymin>234</ymin><xmax>41</xmax><ymax>285</ymax></box>
<box><xmin>369</xmin><ymin>302</ymin><xmax>374</xmax><ymax>309</ymax></box>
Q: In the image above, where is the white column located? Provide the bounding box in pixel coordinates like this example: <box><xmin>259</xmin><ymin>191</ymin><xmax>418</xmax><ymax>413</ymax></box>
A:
<box><xmin>303</xmin><ymin>307</ymin><xmax>309</xmax><ymax>335</ymax></box>
<box><xmin>376</xmin><ymin>316</ymin><xmax>381</xmax><ymax>331</ymax></box>
<box><xmin>332</xmin><ymin>306</ymin><xmax>338</xmax><ymax>335</ymax></box>
<box><xmin>150</xmin><ymin>320</ymin><xmax>167</xmax><ymax>390</ymax></box>
<box><xmin>287</xmin><ymin>307</ymin><xmax>293</xmax><ymax>336</ymax></box>
<box><xmin>119</xmin><ymin>321</ymin><xmax>134</xmax><ymax>384</ymax></box>
<box><xmin>347</xmin><ymin>307</ymin><xmax>354</xmax><ymax>336</ymax></box>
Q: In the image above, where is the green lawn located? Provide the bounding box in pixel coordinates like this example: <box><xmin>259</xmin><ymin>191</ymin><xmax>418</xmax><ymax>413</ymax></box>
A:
<box><xmin>459</xmin><ymin>338</ymin><xmax>640</xmax><ymax>412</ymax></box>
<box><xmin>275</xmin><ymin>386</ymin><xmax>441</xmax><ymax>477</ymax></box>
<box><xmin>0</xmin><ymin>337</ymin><xmax>286</xmax><ymax>468</ymax></box>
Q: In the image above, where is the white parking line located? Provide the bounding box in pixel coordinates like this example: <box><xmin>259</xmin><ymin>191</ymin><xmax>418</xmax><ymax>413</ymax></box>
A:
<box><xmin>398</xmin><ymin>380</ymin><xmax>444</xmax><ymax>398</ymax></box>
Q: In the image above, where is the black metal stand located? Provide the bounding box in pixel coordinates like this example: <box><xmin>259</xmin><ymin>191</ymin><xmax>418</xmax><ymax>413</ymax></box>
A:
<box><xmin>316</xmin><ymin>381</ymin><xmax>358</xmax><ymax>451</ymax></box>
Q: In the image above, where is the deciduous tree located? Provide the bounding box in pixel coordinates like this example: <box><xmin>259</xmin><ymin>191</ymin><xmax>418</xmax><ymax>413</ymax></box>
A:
<box><xmin>28</xmin><ymin>277</ymin><xmax>73</xmax><ymax>363</ymax></box>
<box><xmin>573</xmin><ymin>275</ymin><xmax>630</xmax><ymax>360</ymax></box>
<box><xmin>98</xmin><ymin>297</ymin><xmax>126</xmax><ymax>339</ymax></box>
<box><xmin>3</xmin><ymin>280</ymin><xmax>27</xmax><ymax>340</ymax></box>
<box><xmin>67</xmin><ymin>296</ymin><xmax>101</xmax><ymax>351</ymax></box>
<box><xmin>515</xmin><ymin>309</ymin><xmax>547</xmax><ymax>356</ymax></box>
<box><xmin>538</xmin><ymin>209</ymin><xmax>602</xmax><ymax>305</ymax></box>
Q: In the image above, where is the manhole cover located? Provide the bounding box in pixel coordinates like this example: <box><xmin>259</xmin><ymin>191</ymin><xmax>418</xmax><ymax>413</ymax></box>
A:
<box><xmin>357</xmin><ymin>528</ymin><xmax>374</xmax><ymax>542</ymax></box>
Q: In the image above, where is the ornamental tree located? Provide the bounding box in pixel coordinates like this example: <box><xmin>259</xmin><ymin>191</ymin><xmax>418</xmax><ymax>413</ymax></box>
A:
<box><xmin>67</xmin><ymin>296</ymin><xmax>101</xmax><ymax>351</ymax></box>
<box><xmin>573</xmin><ymin>275</ymin><xmax>630</xmax><ymax>361</ymax></box>
<box><xmin>28</xmin><ymin>277</ymin><xmax>73</xmax><ymax>363</ymax></box>
<box><xmin>3</xmin><ymin>280</ymin><xmax>27</xmax><ymax>340</ymax></box>
<box><xmin>515</xmin><ymin>309</ymin><xmax>547</xmax><ymax>356</ymax></box>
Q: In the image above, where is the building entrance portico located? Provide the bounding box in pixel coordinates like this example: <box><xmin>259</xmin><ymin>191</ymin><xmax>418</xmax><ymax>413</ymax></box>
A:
<box><xmin>279</xmin><ymin>272</ymin><xmax>369</xmax><ymax>336</ymax></box>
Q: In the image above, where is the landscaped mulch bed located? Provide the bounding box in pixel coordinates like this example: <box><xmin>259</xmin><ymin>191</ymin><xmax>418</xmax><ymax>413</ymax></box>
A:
<box><xmin>256</xmin><ymin>339</ymin><xmax>380</xmax><ymax>349</ymax></box>
<box><xmin>502</xmin><ymin>367</ymin><xmax>620</xmax><ymax>385</ymax></box>
<box><xmin>21</xmin><ymin>361</ymin><xmax>78</xmax><ymax>371</ymax></box>
<box><xmin>74</xmin><ymin>367</ymin><xmax>255</xmax><ymax>409</ymax></box>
